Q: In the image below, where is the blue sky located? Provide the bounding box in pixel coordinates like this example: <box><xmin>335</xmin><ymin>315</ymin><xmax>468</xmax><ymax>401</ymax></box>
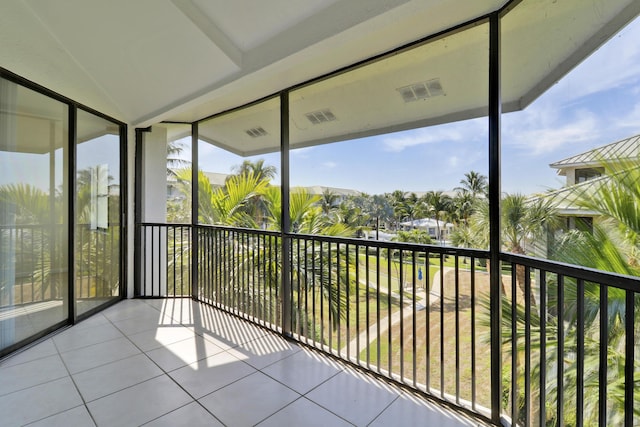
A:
<box><xmin>2</xmin><ymin>16</ymin><xmax>639</xmax><ymax>198</ymax></box>
<box><xmin>197</xmin><ymin>15</ymin><xmax>640</xmax><ymax>197</ymax></box>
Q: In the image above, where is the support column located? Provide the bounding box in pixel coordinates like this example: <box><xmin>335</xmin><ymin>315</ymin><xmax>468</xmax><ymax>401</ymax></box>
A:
<box><xmin>191</xmin><ymin>123</ymin><xmax>199</xmax><ymax>300</ymax></box>
<box><xmin>488</xmin><ymin>12</ymin><xmax>503</xmax><ymax>424</ymax></box>
<box><xmin>280</xmin><ymin>92</ymin><xmax>292</xmax><ymax>336</ymax></box>
<box><xmin>141</xmin><ymin>126</ymin><xmax>168</xmax><ymax>297</ymax></box>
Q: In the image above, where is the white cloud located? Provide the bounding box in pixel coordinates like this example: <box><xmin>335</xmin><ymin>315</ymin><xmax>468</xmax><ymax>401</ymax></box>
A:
<box><xmin>504</xmin><ymin>108</ymin><xmax>600</xmax><ymax>155</ymax></box>
<box><xmin>615</xmin><ymin>101</ymin><xmax>640</xmax><ymax>130</ymax></box>
<box><xmin>539</xmin><ymin>18</ymin><xmax>640</xmax><ymax>107</ymax></box>
<box><xmin>381</xmin><ymin>118</ymin><xmax>485</xmax><ymax>152</ymax></box>
<box><xmin>448</xmin><ymin>156</ymin><xmax>459</xmax><ymax>167</ymax></box>
<box><xmin>291</xmin><ymin>147</ymin><xmax>314</xmax><ymax>158</ymax></box>
<box><xmin>322</xmin><ymin>161</ymin><xmax>338</xmax><ymax>169</ymax></box>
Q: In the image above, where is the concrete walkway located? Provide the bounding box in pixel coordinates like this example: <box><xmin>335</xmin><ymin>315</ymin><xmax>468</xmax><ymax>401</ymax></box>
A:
<box><xmin>341</xmin><ymin>267</ymin><xmax>453</xmax><ymax>356</ymax></box>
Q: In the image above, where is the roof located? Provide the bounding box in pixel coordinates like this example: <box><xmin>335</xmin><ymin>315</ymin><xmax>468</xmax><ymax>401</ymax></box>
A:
<box><xmin>550</xmin><ymin>133</ymin><xmax>640</xmax><ymax>170</ymax></box>
<box><xmin>400</xmin><ymin>218</ymin><xmax>454</xmax><ymax>228</ymax></box>
<box><xmin>2</xmin><ymin>0</ymin><xmax>638</xmax><ymax>157</ymax></box>
<box><xmin>304</xmin><ymin>186</ymin><xmax>361</xmax><ymax>197</ymax></box>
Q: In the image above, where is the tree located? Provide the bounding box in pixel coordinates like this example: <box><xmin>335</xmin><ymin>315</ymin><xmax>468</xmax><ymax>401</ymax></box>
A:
<box><xmin>456</xmin><ymin>170</ymin><xmax>488</xmax><ymax>199</ymax></box>
<box><xmin>230</xmin><ymin>159</ymin><xmax>277</xmax><ymax>182</ymax></box>
<box><xmin>167</xmin><ymin>139</ymin><xmax>189</xmax><ymax>177</ymax></box>
<box><xmin>472</xmin><ymin>193</ymin><xmax>557</xmax><ymax>291</ymax></box>
<box><xmin>320</xmin><ymin>189</ymin><xmax>340</xmax><ymax>218</ymax></box>
<box><xmin>421</xmin><ymin>190</ymin><xmax>452</xmax><ymax>242</ymax></box>
<box><xmin>174</xmin><ymin>168</ymin><xmax>268</xmax><ymax>227</ymax></box>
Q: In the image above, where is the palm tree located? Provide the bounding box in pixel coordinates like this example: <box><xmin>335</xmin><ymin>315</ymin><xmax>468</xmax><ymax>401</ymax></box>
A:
<box><xmin>388</xmin><ymin>190</ymin><xmax>408</xmax><ymax>230</ymax></box>
<box><xmin>455</xmin><ymin>170</ymin><xmax>488</xmax><ymax>199</ymax></box>
<box><xmin>174</xmin><ymin>167</ymin><xmax>268</xmax><ymax>227</ymax></box>
<box><xmin>471</xmin><ymin>193</ymin><xmax>557</xmax><ymax>297</ymax></box>
<box><xmin>320</xmin><ymin>189</ymin><xmax>339</xmax><ymax>216</ymax></box>
<box><xmin>451</xmin><ymin>190</ymin><xmax>476</xmax><ymax>226</ymax></box>
<box><xmin>421</xmin><ymin>190</ymin><xmax>452</xmax><ymax>242</ymax></box>
<box><xmin>230</xmin><ymin>158</ymin><xmax>277</xmax><ymax>182</ymax></box>
<box><xmin>337</xmin><ymin>194</ymin><xmax>371</xmax><ymax>237</ymax></box>
<box><xmin>495</xmin><ymin>161</ymin><xmax>640</xmax><ymax>425</ymax></box>
<box><xmin>167</xmin><ymin>139</ymin><xmax>189</xmax><ymax>177</ymax></box>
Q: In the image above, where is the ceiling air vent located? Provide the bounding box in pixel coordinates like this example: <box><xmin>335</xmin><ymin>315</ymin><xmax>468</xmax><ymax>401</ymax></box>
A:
<box><xmin>397</xmin><ymin>78</ymin><xmax>444</xmax><ymax>103</ymax></box>
<box><xmin>305</xmin><ymin>109</ymin><xmax>337</xmax><ymax>125</ymax></box>
<box><xmin>245</xmin><ymin>127</ymin><xmax>267</xmax><ymax>138</ymax></box>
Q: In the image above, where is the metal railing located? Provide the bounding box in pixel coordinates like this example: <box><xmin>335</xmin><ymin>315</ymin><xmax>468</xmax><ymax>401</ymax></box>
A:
<box><xmin>136</xmin><ymin>223</ymin><xmax>640</xmax><ymax>426</ymax></box>
<box><xmin>1</xmin><ymin>224</ymin><xmax>120</xmax><ymax>308</ymax></box>
<box><xmin>500</xmin><ymin>253</ymin><xmax>639</xmax><ymax>427</ymax></box>
<box><xmin>137</xmin><ymin>223</ymin><xmax>191</xmax><ymax>297</ymax></box>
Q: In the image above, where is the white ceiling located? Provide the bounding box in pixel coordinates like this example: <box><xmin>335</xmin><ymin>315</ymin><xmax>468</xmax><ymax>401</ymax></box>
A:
<box><xmin>1</xmin><ymin>0</ymin><xmax>638</xmax><ymax>153</ymax></box>
<box><xmin>1</xmin><ymin>0</ymin><xmax>507</xmax><ymax>127</ymax></box>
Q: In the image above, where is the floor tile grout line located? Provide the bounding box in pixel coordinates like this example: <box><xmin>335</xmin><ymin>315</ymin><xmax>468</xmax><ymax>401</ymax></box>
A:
<box><xmin>51</xmin><ymin>336</ymin><xmax>100</xmax><ymax>427</ymax></box>
<box><xmin>252</xmin><ymin>395</ymin><xmax>357</xmax><ymax>427</ymax></box>
<box><xmin>364</xmin><ymin>394</ymin><xmax>401</xmax><ymax>427</ymax></box>
<box><xmin>133</xmin><ymin>300</ymin><xmax>256</xmax><ymax>426</ymax></box>
<box><xmin>22</xmin><ymin>403</ymin><xmax>91</xmax><ymax>427</ymax></box>
<box><xmin>0</xmin><ymin>368</ymin><xmax>72</xmax><ymax>400</ymax></box>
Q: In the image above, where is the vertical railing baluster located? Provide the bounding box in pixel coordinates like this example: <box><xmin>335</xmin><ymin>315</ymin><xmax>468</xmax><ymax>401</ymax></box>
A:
<box><xmin>320</xmin><ymin>241</ymin><xmax>325</xmax><ymax>350</ymax></box>
<box><xmin>297</xmin><ymin>236</ymin><xmax>302</xmax><ymax>336</ymax></box>
<box><xmin>337</xmin><ymin>242</ymin><xmax>342</xmax><ymax>356</ymax></box>
<box><xmin>539</xmin><ymin>270</ymin><xmax>547</xmax><ymax>427</ymax></box>
<box><xmin>385</xmin><ymin>246</ymin><xmax>390</xmax><ymax>375</ymax></box>
<box><xmin>426</xmin><ymin>251</ymin><xmax>431</xmax><ymax>392</ymax></box>
<box><xmin>576</xmin><ymin>278</ymin><xmax>585</xmax><ymax>427</ymax></box>
<box><xmin>471</xmin><ymin>256</ymin><xmax>476</xmax><ymax>410</ymax></box>
<box><xmin>557</xmin><ymin>274</ymin><xmax>565</xmax><ymax>427</ymax></box>
<box><xmin>345</xmin><ymin>242</ymin><xmax>350</xmax><ymax>360</ymax></box>
<box><xmin>524</xmin><ymin>266</ymin><xmax>531</xmax><ymax>427</ymax></box>
<box><xmin>366</xmin><ymin>245</ymin><xmax>370</xmax><ymax>368</ymax></box>
<box><xmin>599</xmin><ymin>284</ymin><xmax>608</xmax><ymax>427</ymax></box>
<box><xmin>624</xmin><ymin>290</ymin><xmax>634</xmax><ymax>427</ymax></box>
<box><xmin>355</xmin><ymin>243</ymin><xmax>360</xmax><ymax>362</ymax></box>
<box><xmin>440</xmin><ymin>253</ymin><xmax>445</xmax><ymax>398</ymax></box>
<box><xmin>312</xmin><ymin>238</ymin><xmax>317</xmax><ymax>347</ymax></box>
<box><xmin>511</xmin><ymin>263</ymin><xmax>517</xmax><ymax>425</ymax></box>
<box><xmin>412</xmin><ymin>250</ymin><xmax>417</xmax><ymax>388</ymax></box>
<box><xmin>455</xmin><ymin>254</ymin><xmax>460</xmax><ymax>404</ymax></box>
<box><xmin>399</xmin><ymin>249</ymin><xmax>404</xmax><ymax>382</ymax></box>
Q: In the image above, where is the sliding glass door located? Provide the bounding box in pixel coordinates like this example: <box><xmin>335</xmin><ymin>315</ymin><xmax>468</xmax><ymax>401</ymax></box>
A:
<box><xmin>0</xmin><ymin>78</ymin><xmax>69</xmax><ymax>352</ymax></box>
<box><xmin>75</xmin><ymin>110</ymin><xmax>122</xmax><ymax>316</ymax></box>
<box><xmin>0</xmin><ymin>73</ymin><xmax>125</xmax><ymax>355</ymax></box>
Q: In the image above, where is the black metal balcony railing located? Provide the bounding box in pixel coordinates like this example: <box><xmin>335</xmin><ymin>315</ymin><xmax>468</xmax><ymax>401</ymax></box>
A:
<box><xmin>1</xmin><ymin>224</ymin><xmax>120</xmax><ymax>309</ymax></box>
<box><xmin>136</xmin><ymin>223</ymin><xmax>639</xmax><ymax>426</ymax></box>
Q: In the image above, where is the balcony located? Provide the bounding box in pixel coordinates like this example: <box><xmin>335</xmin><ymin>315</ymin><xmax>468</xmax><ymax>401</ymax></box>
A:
<box><xmin>2</xmin><ymin>221</ymin><xmax>638</xmax><ymax>426</ymax></box>
<box><xmin>0</xmin><ymin>298</ymin><xmax>483</xmax><ymax>426</ymax></box>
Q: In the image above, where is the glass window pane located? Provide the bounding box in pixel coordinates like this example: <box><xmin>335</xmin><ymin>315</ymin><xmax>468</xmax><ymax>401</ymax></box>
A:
<box><xmin>75</xmin><ymin>109</ymin><xmax>122</xmax><ymax>315</ymax></box>
<box><xmin>289</xmin><ymin>23</ymin><xmax>489</xmax><ymax>246</ymax></box>
<box><xmin>197</xmin><ymin>97</ymin><xmax>281</xmax><ymax>228</ymax></box>
<box><xmin>0</xmin><ymin>78</ymin><xmax>69</xmax><ymax>352</ymax></box>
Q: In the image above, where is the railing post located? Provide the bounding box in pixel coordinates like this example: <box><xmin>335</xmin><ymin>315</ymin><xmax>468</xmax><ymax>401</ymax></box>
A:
<box><xmin>280</xmin><ymin>91</ymin><xmax>292</xmax><ymax>336</ymax></box>
<box><xmin>488</xmin><ymin>11</ymin><xmax>503</xmax><ymax>424</ymax></box>
<box><xmin>133</xmin><ymin>127</ymin><xmax>149</xmax><ymax>297</ymax></box>
<box><xmin>191</xmin><ymin>122</ymin><xmax>199</xmax><ymax>300</ymax></box>
<box><xmin>67</xmin><ymin>105</ymin><xmax>77</xmax><ymax>324</ymax></box>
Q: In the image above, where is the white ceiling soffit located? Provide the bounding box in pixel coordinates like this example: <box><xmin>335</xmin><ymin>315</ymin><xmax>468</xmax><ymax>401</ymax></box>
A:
<box><xmin>2</xmin><ymin>0</ymin><xmax>637</xmax><ymax>146</ymax></box>
<box><xmin>1</xmin><ymin>0</ymin><xmax>508</xmax><ymax>126</ymax></box>
<box><xmin>501</xmin><ymin>0</ymin><xmax>640</xmax><ymax>112</ymax></box>
<box><xmin>197</xmin><ymin>23</ymin><xmax>490</xmax><ymax>157</ymax></box>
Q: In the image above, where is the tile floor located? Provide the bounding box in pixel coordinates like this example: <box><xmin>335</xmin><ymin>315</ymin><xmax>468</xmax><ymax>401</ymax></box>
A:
<box><xmin>0</xmin><ymin>299</ymin><xmax>486</xmax><ymax>426</ymax></box>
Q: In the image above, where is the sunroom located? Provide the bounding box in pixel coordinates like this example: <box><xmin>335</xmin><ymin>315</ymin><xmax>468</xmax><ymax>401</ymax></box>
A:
<box><xmin>1</xmin><ymin>0</ymin><xmax>640</xmax><ymax>425</ymax></box>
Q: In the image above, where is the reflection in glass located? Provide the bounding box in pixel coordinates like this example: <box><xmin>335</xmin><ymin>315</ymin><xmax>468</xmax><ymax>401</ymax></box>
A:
<box><xmin>75</xmin><ymin>110</ymin><xmax>121</xmax><ymax>315</ymax></box>
<box><xmin>0</xmin><ymin>78</ymin><xmax>69</xmax><ymax>352</ymax></box>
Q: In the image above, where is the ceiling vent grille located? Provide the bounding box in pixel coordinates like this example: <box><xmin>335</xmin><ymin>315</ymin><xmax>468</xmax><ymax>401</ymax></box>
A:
<box><xmin>397</xmin><ymin>78</ymin><xmax>444</xmax><ymax>103</ymax></box>
<box><xmin>245</xmin><ymin>127</ymin><xmax>267</xmax><ymax>138</ymax></box>
<box><xmin>305</xmin><ymin>109</ymin><xmax>337</xmax><ymax>125</ymax></box>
